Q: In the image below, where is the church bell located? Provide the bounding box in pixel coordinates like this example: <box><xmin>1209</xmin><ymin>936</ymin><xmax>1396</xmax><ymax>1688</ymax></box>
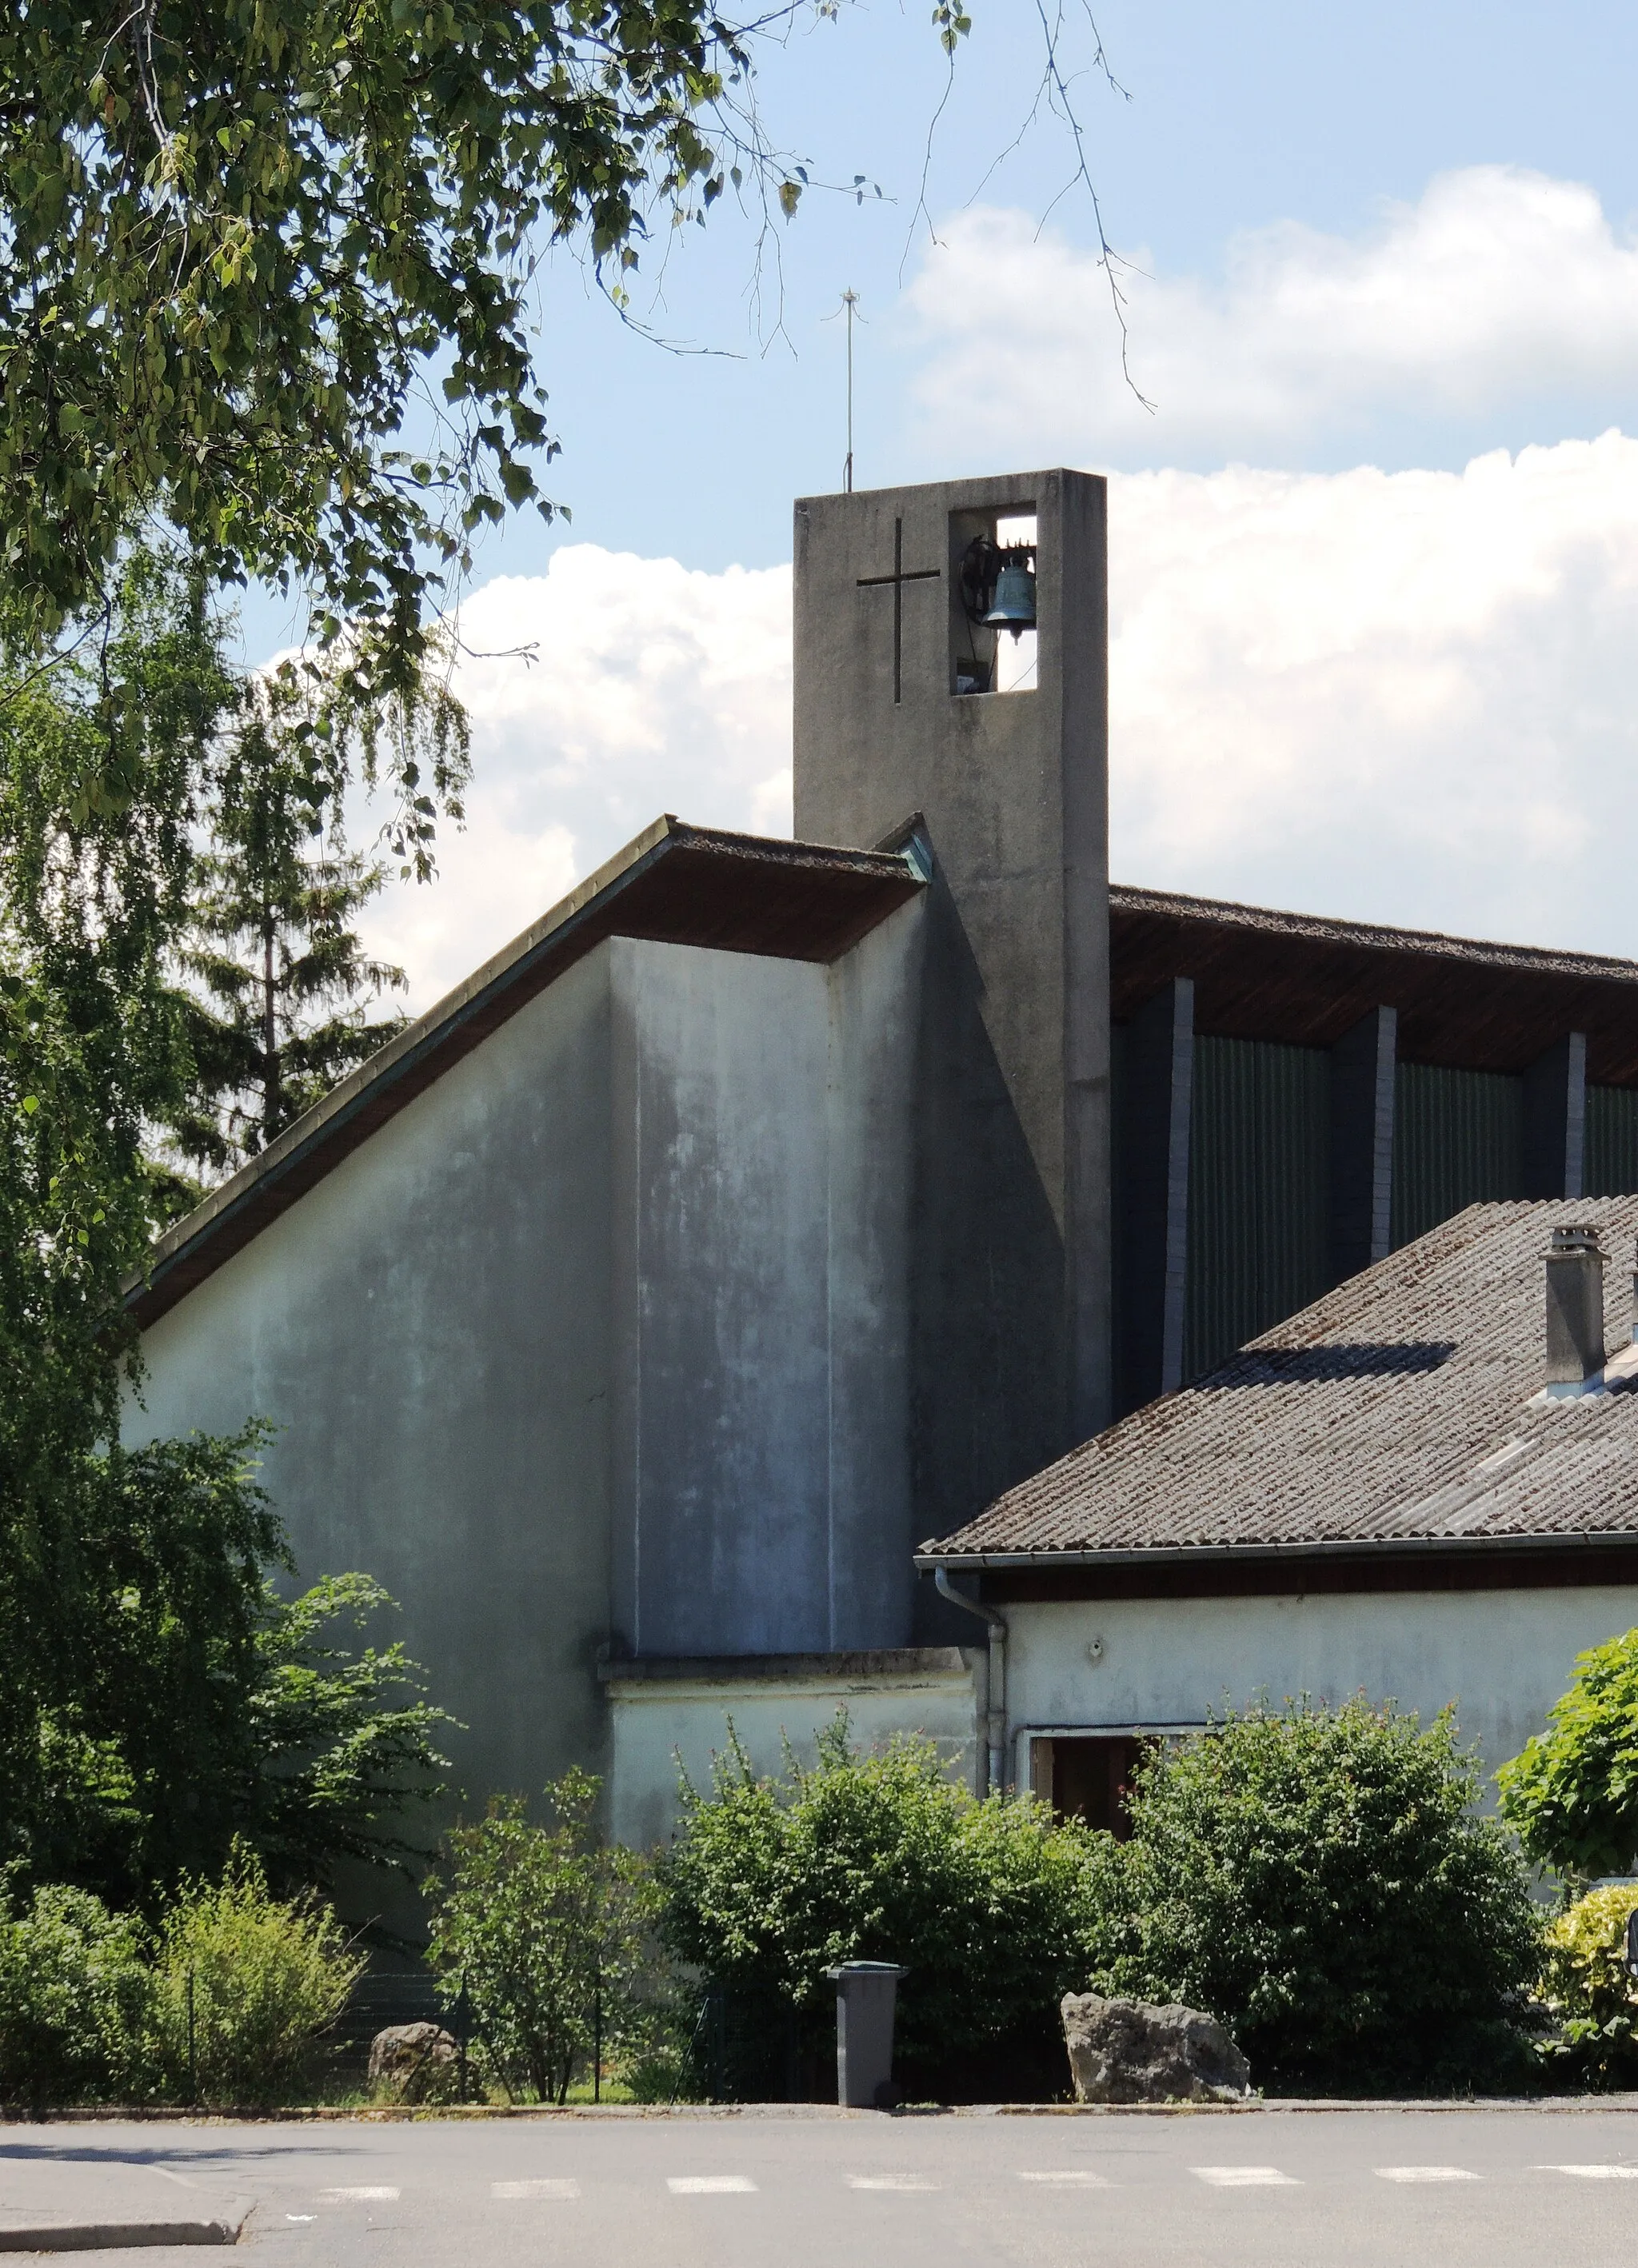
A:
<box><xmin>982</xmin><ymin>548</ymin><xmax>1037</xmax><ymax>637</ymax></box>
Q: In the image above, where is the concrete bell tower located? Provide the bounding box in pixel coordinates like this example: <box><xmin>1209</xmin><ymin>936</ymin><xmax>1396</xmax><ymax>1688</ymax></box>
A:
<box><xmin>793</xmin><ymin>469</ymin><xmax>1112</xmax><ymax>1538</ymax></box>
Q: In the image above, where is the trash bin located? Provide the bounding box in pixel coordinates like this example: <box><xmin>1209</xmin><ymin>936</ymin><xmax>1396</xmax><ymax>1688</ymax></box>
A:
<box><xmin>825</xmin><ymin>1962</ymin><xmax>908</xmax><ymax>2109</ymax></box>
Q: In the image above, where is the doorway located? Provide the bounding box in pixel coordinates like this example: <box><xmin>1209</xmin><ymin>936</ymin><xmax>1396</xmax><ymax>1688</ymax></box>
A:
<box><xmin>1034</xmin><ymin>1735</ymin><xmax>1142</xmax><ymax>1838</ymax></box>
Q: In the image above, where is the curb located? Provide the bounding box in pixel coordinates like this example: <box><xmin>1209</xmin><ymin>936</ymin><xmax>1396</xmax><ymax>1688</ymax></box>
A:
<box><xmin>6</xmin><ymin>2096</ymin><xmax>1638</xmax><ymax>2123</ymax></box>
<box><xmin>0</xmin><ymin>2216</ymin><xmax>242</xmax><ymax>2252</ymax></box>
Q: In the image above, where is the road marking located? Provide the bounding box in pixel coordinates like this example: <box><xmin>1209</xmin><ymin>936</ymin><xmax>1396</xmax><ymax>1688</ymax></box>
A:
<box><xmin>144</xmin><ymin>2167</ymin><xmax>195</xmax><ymax>2190</ymax></box>
<box><xmin>493</xmin><ymin>2179</ymin><xmax>581</xmax><ymax>2199</ymax></box>
<box><xmin>1191</xmin><ymin>2166</ymin><xmax>1300</xmax><ymax>2188</ymax></box>
<box><xmin>286</xmin><ymin>2216</ymin><xmax>315</xmax><ymax>2224</ymax></box>
<box><xmin>1376</xmin><ymin>2167</ymin><xmax>1479</xmax><ymax>2183</ymax></box>
<box><xmin>321</xmin><ymin>2187</ymin><xmax>401</xmax><ymax>2202</ymax></box>
<box><xmin>1538</xmin><ymin>2164</ymin><xmax>1638</xmax><ymax>2179</ymax></box>
<box><xmin>848</xmin><ymin>2176</ymin><xmax>941</xmax><ymax>2191</ymax></box>
<box><xmin>1016</xmin><ymin>2171</ymin><xmax>1113</xmax><ymax>2186</ymax></box>
<box><xmin>668</xmin><ymin>2175</ymin><xmax>758</xmax><ymax>2194</ymax></box>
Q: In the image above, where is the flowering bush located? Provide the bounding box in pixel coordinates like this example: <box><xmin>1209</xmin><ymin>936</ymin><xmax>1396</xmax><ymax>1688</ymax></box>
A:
<box><xmin>1535</xmin><ymin>1883</ymin><xmax>1638</xmax><ymax>2090</ymax></box>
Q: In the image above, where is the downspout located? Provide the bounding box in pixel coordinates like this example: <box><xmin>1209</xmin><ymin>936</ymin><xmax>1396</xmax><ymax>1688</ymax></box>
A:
<box><xmin>933</xmin><ymin>1567</ymin><xmax>1009</xmax><ymax>1797</ymax></box>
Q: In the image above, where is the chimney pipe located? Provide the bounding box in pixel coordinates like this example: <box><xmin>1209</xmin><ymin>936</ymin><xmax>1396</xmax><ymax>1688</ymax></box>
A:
<box><xmin>1544</xmin><ymin>1224</ymin><xmax>1605</xmax><ymax>1396</ymax></box>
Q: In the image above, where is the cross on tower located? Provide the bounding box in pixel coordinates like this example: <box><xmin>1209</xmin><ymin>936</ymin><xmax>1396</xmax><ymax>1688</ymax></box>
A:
<box><xmin>856</xmin><ymin>517</ymin><xmax>940</xmax><ymax>704</ymax></box>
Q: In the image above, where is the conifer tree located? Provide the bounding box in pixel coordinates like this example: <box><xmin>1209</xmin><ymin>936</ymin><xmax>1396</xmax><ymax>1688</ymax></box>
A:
<box><xmin>172</xmin><ymin>649</ymin><xmax>469</xmax><ymax>1176</ymax></box>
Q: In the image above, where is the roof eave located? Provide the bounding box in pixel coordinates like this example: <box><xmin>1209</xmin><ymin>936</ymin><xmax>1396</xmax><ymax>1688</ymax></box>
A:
<box><xmin>915</xmin><ymin>1527</ymin><xmax>1638</xmax><ymax>1571</ymax></box>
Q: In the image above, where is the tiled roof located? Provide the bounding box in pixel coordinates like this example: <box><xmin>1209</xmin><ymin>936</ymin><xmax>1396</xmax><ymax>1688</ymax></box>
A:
<box><xmin>918</xmin><ymin>1200</ymin><xmax>1638</xmax><ymax>1563</ymax></box>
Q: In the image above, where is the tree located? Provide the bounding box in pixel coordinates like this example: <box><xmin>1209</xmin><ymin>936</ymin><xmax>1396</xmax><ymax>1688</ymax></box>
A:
<box><xmin>1497</xmin><ymin>1630</ymin><xmax>1638</xmax><ymax>1886</ymax></box>
<box><xmin>3</xmin><ymin>1424</ymin><xmax>455</xmax><ymax>1911</ymax></box>
<box><xmin>0</xmin><ymin>555</ymin><xmax>455</xmax><ymax>1906</ymax></box>
<box><xmin>173</xmin><ymin>650</ymin><xmax>467</xmax><ymax>1172</ymax></box>
<box><xmin>0</xmin><ymin>553</ymin><xmax>233</xmax><ymax>1879</ymax></box>
<box><xmin>0</xmin><ymin>2</ymin><xmax>807</xmax><ymax>693</ymax></box>
<box><xmin>1098</xmin><ymin>1699</ymin><xmax>1544</xmax><ymax>2096</ymax></box>
<box><xmin>0</xmin><ymin>7</ymin><xmax>1131</xmax><ymax>700</ymax></box>
<box><xmin>425</xmin><ymin>1771</ymin><xmax>659</xmax><ymax>2104</ymax></box>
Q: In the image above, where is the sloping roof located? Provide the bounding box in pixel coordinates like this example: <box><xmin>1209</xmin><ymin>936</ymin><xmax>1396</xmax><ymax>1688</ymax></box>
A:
<box><xmin>919</xmin><ymin>1198</ymin><xmax>1638</xmax><ymax>1565</ymax></box>
<box><xmin>1109</xmin><ymin>885</ymin><xmax>1638</xmax><ymax>1081</ymax></box>
<box><xmin>128</xmin><ymin>817</ymin><xmax>924</xmax><ymax>1330</ymax></box>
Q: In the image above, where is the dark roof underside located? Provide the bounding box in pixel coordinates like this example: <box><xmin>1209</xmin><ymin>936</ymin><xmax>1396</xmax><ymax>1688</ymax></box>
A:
<box><xmin>1109</xmin><ymin>885</ymin><xmax>1638</xmax><ymax>1084</ymax></box>
<box><xmin>921</xmin><ymin>1197</ymin><xmax>1638</xmax><ymax>1563</ymax></box>
<box><xmin>128</xmin><ymin>818</ymin><xmax>923</xmax><ymax>1330</ymax></box>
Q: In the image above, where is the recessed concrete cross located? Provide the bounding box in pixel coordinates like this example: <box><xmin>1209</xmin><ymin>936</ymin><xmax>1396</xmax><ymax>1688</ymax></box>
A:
<box><xmin>856</xmin><ymin>516</ymin><xmax>940</xmax><ymax>704</ymax></box>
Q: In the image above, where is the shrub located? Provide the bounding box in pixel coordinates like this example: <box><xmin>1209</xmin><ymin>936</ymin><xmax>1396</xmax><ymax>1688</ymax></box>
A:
<box><xmin>150</xmin><ymin>1843</ymin><xmax>363</xmax><ymax>2106</ymax></box>
<box><xmin>0</xmin><ymin>1879</ymin><xmax>150</xmax><ymax>2107</ymax></box>
<box><xmin>1534</xmin><ymin>1883</ymin><xmax>1638</xmax><ymax>2090</ymax></box>
<box><xmin>658</xmin><ymin>1716</ymin><xmax>1122</xmax><ymax>2102</ymax></box>
<box><xmin>1497</xmin><ymin>1630</ymin><xmax>1638</xmax><ymax>1885</ymax></box>
<box><xmin>425</xmin><ymin>1770</ymin><xmax>659</xmax><ymax>2105</ymax></box>
<box><xmin>1094</xmin><ymin>1698</ymin><xmax>1544</xmax><ymax>2096</ymax></box>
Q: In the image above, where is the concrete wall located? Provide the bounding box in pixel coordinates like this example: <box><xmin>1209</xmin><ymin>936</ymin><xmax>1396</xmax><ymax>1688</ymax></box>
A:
<box><xmin>604</xmin><ymin>1653</ymin><xmax>981</xmax><ymax>1852</ymax></box>
<box><xmin>793</xmin><ymin>472</ymin><xmax>1112</xmax><ymax>1546</ymax></box>
<box><xmin>609</xmin><ymin>908</ymin><xmax>919</xmax><ymax>1658</ymax></box>
<box><xmin>1000</xmin><ymin>1587</ymin><xmax>1638</xmax><ymax>1792</ymax></box>
<box><xmin>131</xmin><ymin>948</ymin><xmax>621</xmax><ymax>1860</ymax></box>
<box><xmin>132</xmin><ymin>911</ymin><xmax>921</xmax><ymax>1900</ymax></box>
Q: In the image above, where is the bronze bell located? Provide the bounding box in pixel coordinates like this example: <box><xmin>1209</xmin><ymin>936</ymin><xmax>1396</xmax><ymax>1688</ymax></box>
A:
<box><xmin>982</xmin><ymin>549</ymin><xmax>1037</xmax><ymax>637</ymax></box>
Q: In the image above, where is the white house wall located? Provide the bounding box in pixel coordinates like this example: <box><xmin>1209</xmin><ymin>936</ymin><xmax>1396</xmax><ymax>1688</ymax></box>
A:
<box><xmin>1003</xmin><ymin>1587</ymin><xmax>1638</xmax><ymax>1787</ymax></box>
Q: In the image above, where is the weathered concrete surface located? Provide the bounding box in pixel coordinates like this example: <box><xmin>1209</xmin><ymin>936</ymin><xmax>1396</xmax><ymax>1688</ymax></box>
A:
<box><xmin>609</xmin><ymin>912</ymin><xmax>919</xmax><ymax>1660</ymax></box>
<box><xmin>1061</xmin><ymin>1991</ymin><xmax>1252</xmax><ymax>2105</ymax></box>
<box><xmin>133</xmin><ymin>916</ymin><xmax>921</xmax><ymax>1897</ymax></box>
<box><xmin>133</xmin><ymin>946</ymin><xmax>619</xmax><ymax>1924</ymax></box>
<box><xmin>793</xmin><ymin>471</ymin><xmax>1111</xmax><ymax>1555</ymax></box>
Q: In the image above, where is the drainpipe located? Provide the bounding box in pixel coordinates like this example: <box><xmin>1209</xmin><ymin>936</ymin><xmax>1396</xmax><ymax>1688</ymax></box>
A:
<box><xmin>933</xmin><ymin>1567</ymin><xmax>1009</xmax><ymax>1797</ymax></box>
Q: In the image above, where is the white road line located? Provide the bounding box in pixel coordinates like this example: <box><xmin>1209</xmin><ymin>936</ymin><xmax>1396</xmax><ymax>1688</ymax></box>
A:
<box><xmin>1191</xmin><ymin>2166</ymin><xmax>1300</xmax><ymax>2188</ymax></box>
<box><xmin>492</xmin><ymin>2179</ymin><xmax>581</xmax><ymax>2199</ymax></box>
<box><xmin>667</xmin><ymin>2175</ymin><xmax>758</xmax><ymax>2194</ymax></box>
<box><xmin>320</xmin><ymin>2187</ymin><xmax>401</xmax><ymax>2202</ymax></box>
<box><xmin>1538</xmin><ymin>2164</ymin><xmax>1638</xmax><ymax>2179</ymax></box>
<box><xmin>1016</xmin><ymin>2171</ymin><xmax>1113</xmax><ymax>2187</ymax></box>
<box><xmin>847</xmin><ymin>2176</ymin><xmax>941</xmax><ymax>2191</ymax></box>
<box><xmin>1376</xmin><ymin>2167</ymin><xmax>1479</xmax><ymax>2184</ymax></box>
<box><xmin>143</xmin><ymin>2167</ymin><xmax>195</xmax><ymax>2190</ymax></box>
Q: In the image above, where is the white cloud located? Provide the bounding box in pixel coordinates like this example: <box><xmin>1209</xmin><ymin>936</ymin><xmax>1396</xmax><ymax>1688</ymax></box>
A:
<box><xmin>1105</xmin><ymin>433</ymin><xmax>1638</xmax><ymax>946</ymax></box>
<box><xmin>362</xmin><ymin>432</ymin><xmax>1638</xmax><ymax>1005</ymax></box>
<box><xmin>906</xmin><ymin>167</ymin><xmax>1638</xmax><ymax>462</ymax></box>
<box><xmin>362</xmin><ymin>546</ymin><xmax>792</xmax><ymax>1006</ymax></box>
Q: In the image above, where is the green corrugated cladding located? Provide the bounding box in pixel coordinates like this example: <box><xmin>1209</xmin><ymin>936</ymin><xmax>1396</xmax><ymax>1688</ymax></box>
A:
<box><xmin>1182</xmin><ymin>1036</ymin><xmax>1331</xmax><ymax>1381</ymax></box>
<box><xmin>1390</xmin><ymin>1063</ymin><xmax>1522</xmax><ymax>1247</ymax></box>
<box><xmin>1585</xmin><ymin>1084</ymin><xmax>1638</xmax><ymax>1196</ymax></box>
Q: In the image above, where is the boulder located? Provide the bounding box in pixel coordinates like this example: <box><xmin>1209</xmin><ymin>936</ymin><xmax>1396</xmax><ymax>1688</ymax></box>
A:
<box><xmin>1060</xmin><ymin>1991</ymin><xmax>1252</xmax><ymax>2104</ymax></box>
<box><xmin>368</xmin><ymin>2022</ymin><xmax>461</xmax><ymax>2104</ymax></box>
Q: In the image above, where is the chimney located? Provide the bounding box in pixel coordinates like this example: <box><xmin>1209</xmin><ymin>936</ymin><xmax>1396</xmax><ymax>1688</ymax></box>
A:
<box><xmin>1544</xmin><ymin>1224</ymin><xmax>1605</xmax><ymax>1396</ymax></box>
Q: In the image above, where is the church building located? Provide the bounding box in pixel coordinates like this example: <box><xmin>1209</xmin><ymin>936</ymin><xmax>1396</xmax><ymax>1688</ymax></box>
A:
<box><xmin>127</xmin><ymin>471</ymin><xmax>1638</xmax><ymax>1864</ymax></box>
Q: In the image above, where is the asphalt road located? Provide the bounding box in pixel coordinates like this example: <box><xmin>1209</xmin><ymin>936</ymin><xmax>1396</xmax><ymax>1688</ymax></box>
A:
<box><xmin>6</xmin><ymin>2106</ymin><xmax>1638</xmax><ymax>2266</ymax></box>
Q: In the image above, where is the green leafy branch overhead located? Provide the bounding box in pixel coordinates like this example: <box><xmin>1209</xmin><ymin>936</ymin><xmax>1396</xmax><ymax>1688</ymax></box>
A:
<box><xmin>0</xmin><ymin>0</ymin><xmax>807</xmax><ymax>688</ymax></box>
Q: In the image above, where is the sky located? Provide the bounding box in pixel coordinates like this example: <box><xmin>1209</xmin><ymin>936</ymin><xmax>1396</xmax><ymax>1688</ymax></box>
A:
<box><xmin>292</xmin><ymin>2</ymin><xmax>1638</xmax><ymax>1008</ymax></box>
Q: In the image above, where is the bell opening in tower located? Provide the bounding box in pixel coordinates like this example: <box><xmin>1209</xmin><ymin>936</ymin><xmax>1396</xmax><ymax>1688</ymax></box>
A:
<box><xmin>951</xmin><ymin>505</ymin><xmax>1038</xmax><ymax>697</ymax></box>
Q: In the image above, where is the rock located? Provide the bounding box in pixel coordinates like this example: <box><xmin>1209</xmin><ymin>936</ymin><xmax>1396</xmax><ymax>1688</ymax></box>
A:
<box><xmin>1060</xmin><ymin>1990</ymin><xmax>1252</xmax><ymax>2104</ymax></box>
<box><xmin>368</xmin><ymin>2022</ymin><xmax>461</xmax><ymax>2103</ymax></box>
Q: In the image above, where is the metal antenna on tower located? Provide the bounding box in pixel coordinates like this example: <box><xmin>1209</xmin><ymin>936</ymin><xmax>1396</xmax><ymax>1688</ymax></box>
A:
<box><xmin>824</xmin><ymin>288</ymin><xmax>865</xmax><ymax>491</ymax></box>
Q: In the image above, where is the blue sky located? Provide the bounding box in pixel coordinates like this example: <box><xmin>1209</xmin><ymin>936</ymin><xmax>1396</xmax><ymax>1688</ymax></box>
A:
<box><xmin>325</xmin><ymin>3</ymin><xmax>1638</xmax><ymax>1004</ymax></box>
<box><xmin>465</xmin><ymin>0</ymin><xmax>1638</xmax><ymax>573</ymax></box>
